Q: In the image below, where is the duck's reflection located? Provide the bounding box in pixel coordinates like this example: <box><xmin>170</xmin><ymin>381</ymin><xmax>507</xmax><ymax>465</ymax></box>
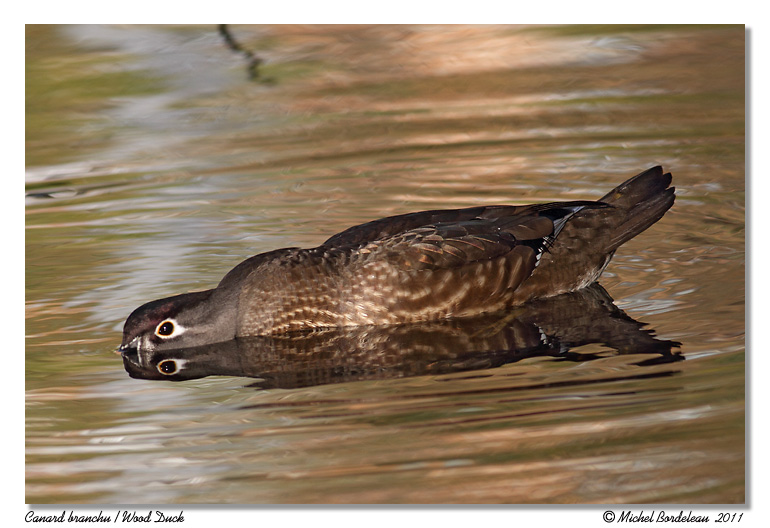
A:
<box><xmin>121</xmin><ymin>284</ymin><xmax>681</xmax><ymax>388</ymax></box>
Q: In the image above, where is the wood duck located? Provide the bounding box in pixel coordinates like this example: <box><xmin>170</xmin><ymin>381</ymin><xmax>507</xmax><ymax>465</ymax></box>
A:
<box><xmin>118</xmin><ymin>166</ymin><xmax>674</xmax><ymax>354</ymax></box>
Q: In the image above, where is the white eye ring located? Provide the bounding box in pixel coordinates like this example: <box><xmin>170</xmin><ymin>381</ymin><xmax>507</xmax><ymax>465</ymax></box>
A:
<box><xmin>157</xmin><ymin>359</ymin><xmax>186</xmax><ymax>375</ymax></box>
<box><xmin>155</xmin><ymin>318</ymin><xmax>185</xmax><ymax>339</ymax></box>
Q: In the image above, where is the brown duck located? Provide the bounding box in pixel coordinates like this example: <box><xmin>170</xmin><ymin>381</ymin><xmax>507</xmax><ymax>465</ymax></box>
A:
<box><xmin>118</xmin><ymin>166</ymin><xmax>674</xmax><ymax>353</ymax></box>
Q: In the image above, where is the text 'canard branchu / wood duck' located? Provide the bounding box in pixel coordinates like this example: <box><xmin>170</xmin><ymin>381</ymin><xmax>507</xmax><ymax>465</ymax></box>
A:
<box><xmin>118</xmin><ymin>166</ymin><xmax>675</xmax><ymax>354</ymax></box>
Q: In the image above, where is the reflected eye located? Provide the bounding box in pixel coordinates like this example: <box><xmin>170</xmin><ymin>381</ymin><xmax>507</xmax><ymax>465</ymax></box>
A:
<box><xmin>156</xmin><ymin>320</ymin><xmax>175</xmax><ymax>337</ymax></box>
<box><xmin>157</xmin><ymin>359</ymin><xmax>179</xmax><ymax>375</ymax></box>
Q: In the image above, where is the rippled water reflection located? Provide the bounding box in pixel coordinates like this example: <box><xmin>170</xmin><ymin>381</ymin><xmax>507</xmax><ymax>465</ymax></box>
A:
<box><xmin>121</xmin><ymin>284</ymin><xmax>682</xmax><ymax>386</ymax></box>
<box><xmin>26</xmin><ymin>24</ymin><xmax>744</xmax><ymax>504</ymax></box>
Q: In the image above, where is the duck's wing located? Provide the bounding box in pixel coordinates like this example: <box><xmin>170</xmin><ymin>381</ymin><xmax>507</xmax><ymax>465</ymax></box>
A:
<box><xmin>322</xmin><ymin>205</ymin><xmax>517</xmax><ymax>248</ymax></box>
<box><xmin>356</xmin><ymin>202</ymin><xmax>602</xmax><ymax>272</ymax></box>
<box><xmin>323</xmin><ymin>202</ymin><xmax>601</xmax><ymax>250</ymax></box>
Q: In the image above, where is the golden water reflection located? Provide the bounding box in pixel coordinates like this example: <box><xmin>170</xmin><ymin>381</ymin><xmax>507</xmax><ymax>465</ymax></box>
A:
<box><xmin>26</xmin><ymin>24</ymin><xmax>744</xmax><ymax>504</ymax></box>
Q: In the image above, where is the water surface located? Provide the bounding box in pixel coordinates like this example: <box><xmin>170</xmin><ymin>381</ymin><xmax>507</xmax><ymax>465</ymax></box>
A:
<box><xmin>26</xmin><ymin>24</ymin><xmax>744</xmax><ymax>504</ymax></box>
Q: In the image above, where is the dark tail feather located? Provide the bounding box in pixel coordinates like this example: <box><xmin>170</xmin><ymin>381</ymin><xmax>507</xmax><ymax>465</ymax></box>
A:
<box><xmin>600</xmin><ymin>166</ymin><xmax>675</xmax><ymax>252</ymax></box>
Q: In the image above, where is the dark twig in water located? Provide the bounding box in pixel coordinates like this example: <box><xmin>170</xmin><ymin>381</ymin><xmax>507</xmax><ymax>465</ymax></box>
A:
<box><xmin>218</xmin><ymin>24</ymin><xmax>263</xmax><ymax>81</ymax></box>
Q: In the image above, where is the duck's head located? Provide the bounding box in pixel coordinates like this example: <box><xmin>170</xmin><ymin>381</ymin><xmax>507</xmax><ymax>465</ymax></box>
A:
<box><xmin>117</xmin><ymin>289</ymin><xmax>236</xmax><ymax>356</ymax></box>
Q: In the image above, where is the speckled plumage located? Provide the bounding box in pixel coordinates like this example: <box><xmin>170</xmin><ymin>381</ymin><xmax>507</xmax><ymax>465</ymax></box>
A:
<box><xmin>119</xmin><ymin>166</ymin><xmax>675</xmax><ymax>354</ymax></box>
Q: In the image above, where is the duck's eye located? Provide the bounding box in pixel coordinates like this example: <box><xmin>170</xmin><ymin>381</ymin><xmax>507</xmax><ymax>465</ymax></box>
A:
<box><xmin>156</xmin><ymin>320</ymin><xmax>175</xmax><ymax>337</ymax></box>
<box><xmin>157</xmin><ymin>359</ymin><xmax>179</xmax><ymax>375</ymax></box>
